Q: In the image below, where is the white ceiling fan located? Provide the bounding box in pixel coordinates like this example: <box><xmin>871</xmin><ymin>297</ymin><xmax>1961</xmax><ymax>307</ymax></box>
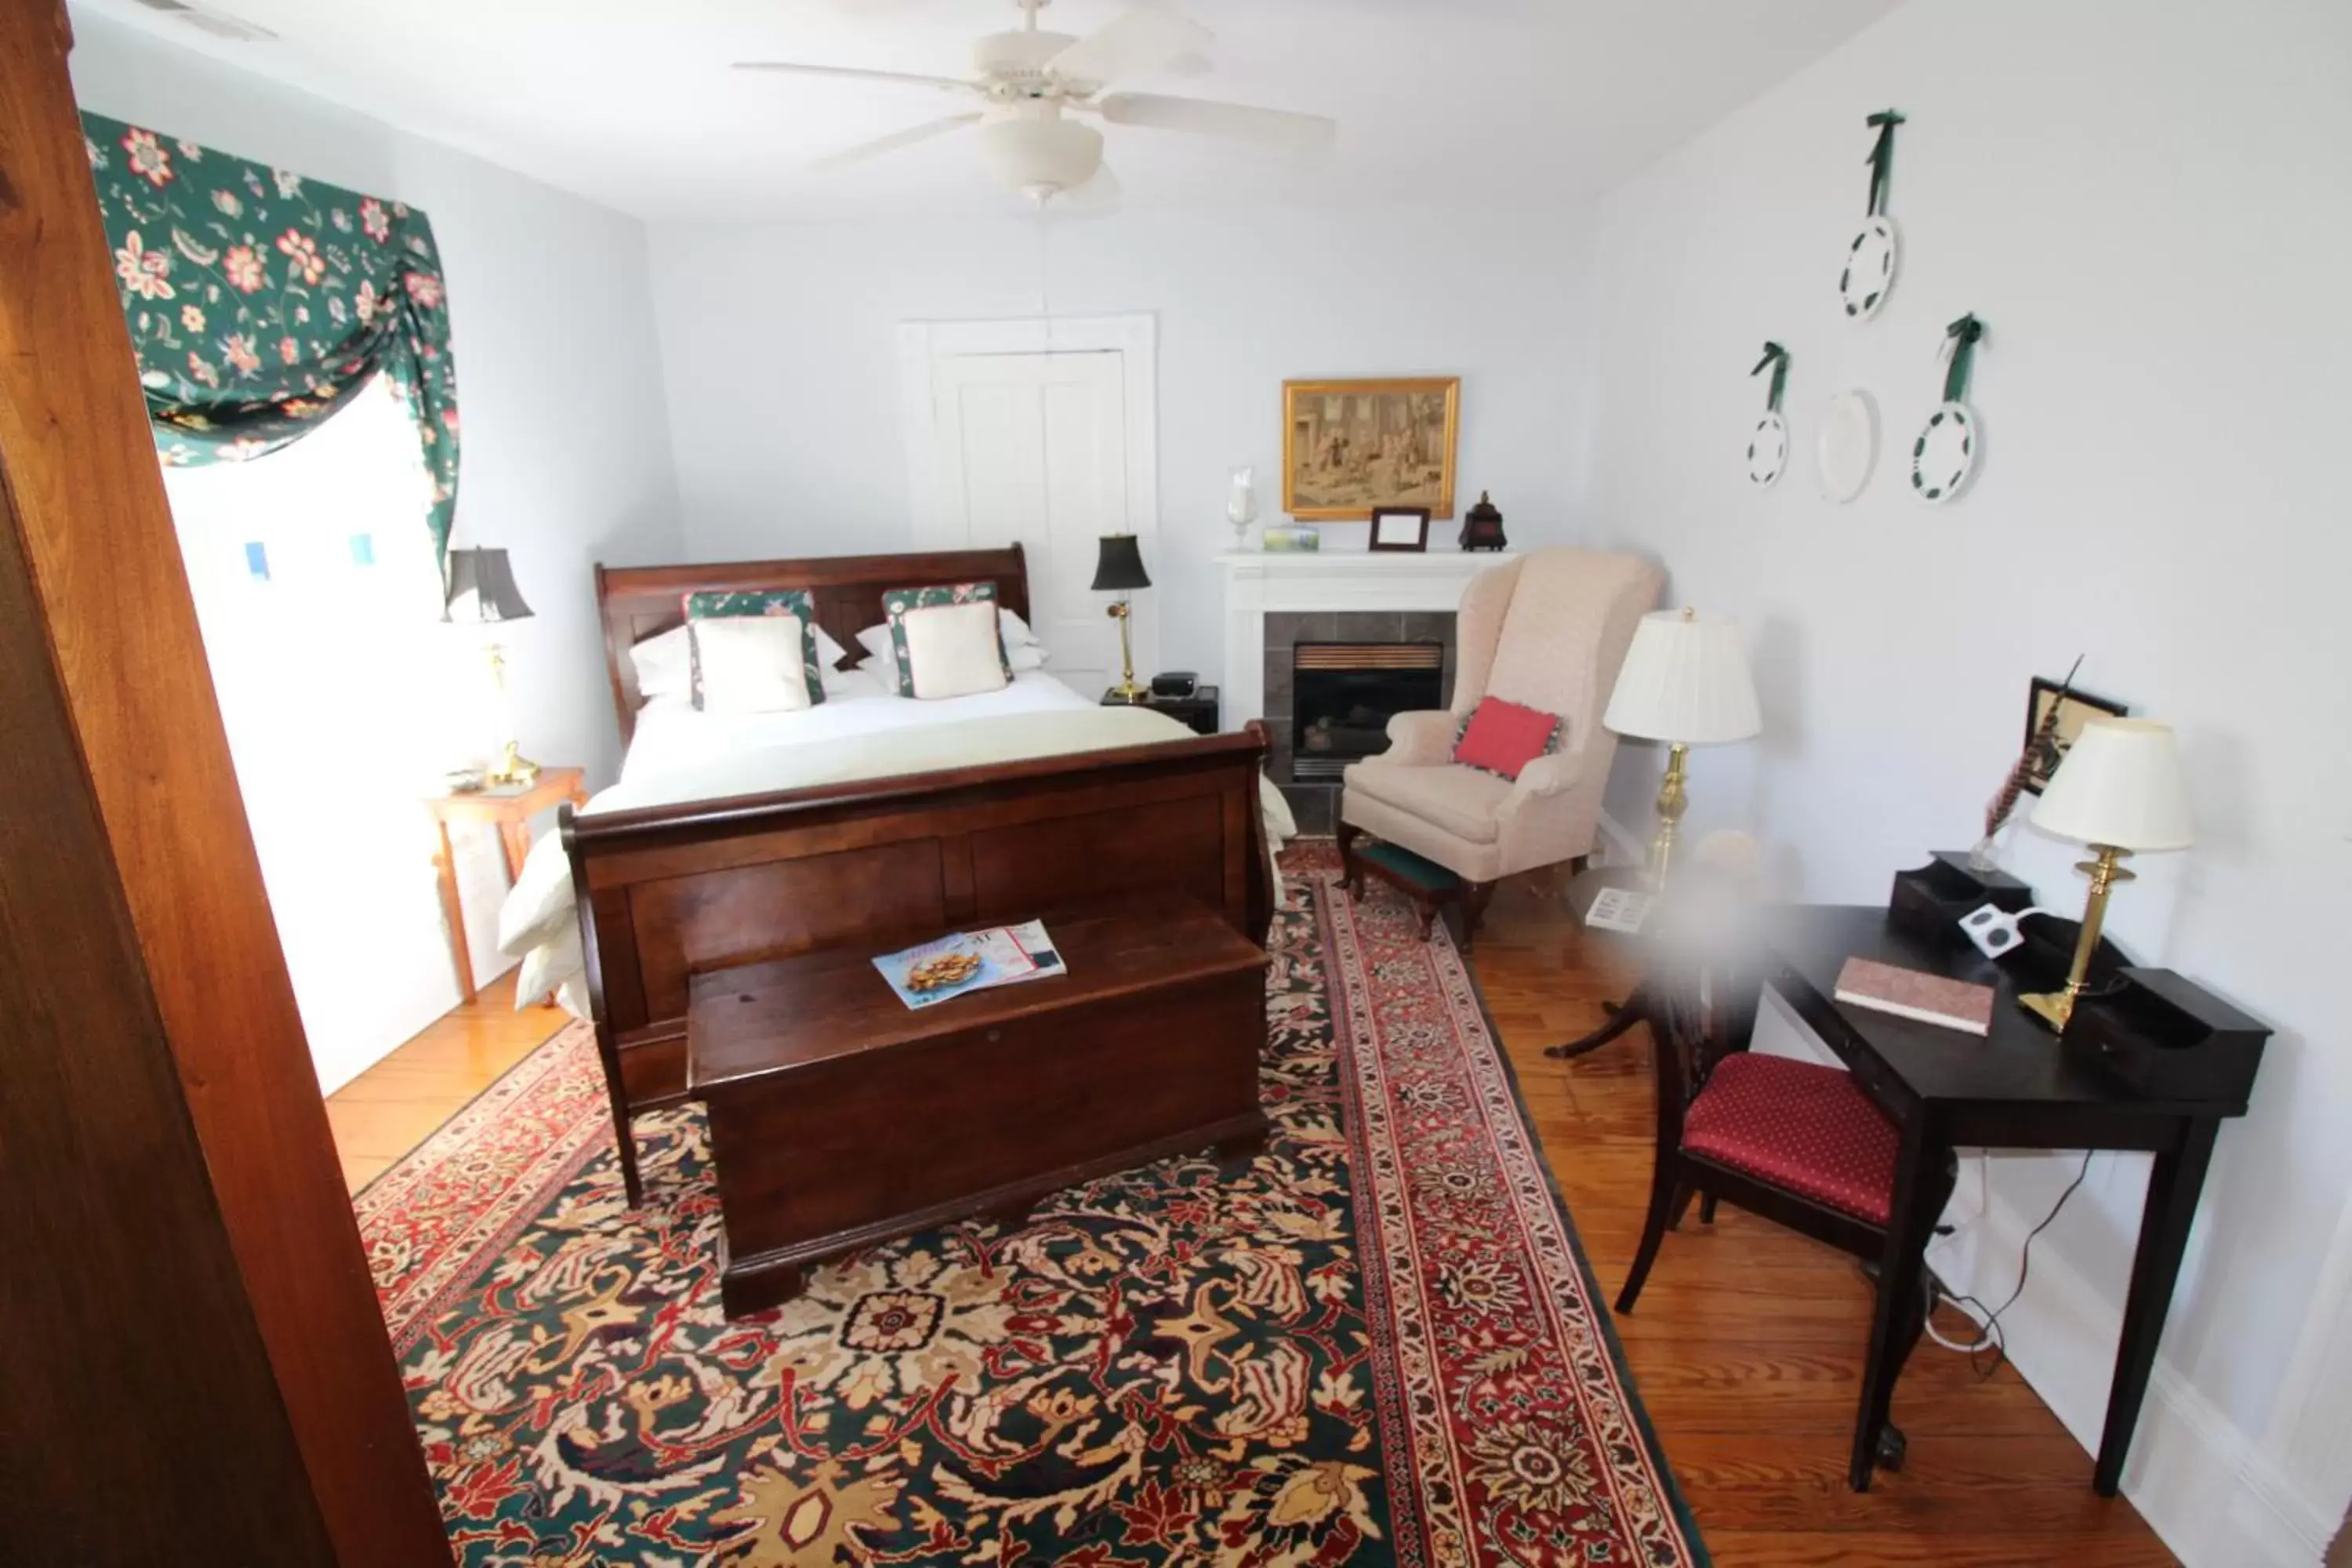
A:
<box><xmin>735</xmin><ymin>0</ymin><xmax>1338</xmax><ymax>205</ymax></box>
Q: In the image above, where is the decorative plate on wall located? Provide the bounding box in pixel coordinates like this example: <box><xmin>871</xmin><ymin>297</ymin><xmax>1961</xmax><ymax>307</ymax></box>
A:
<box><xmin>1909</xmin><ymin>402</ymin><xmax>1978</xmax><ymax>503</ymax></box>
<box><xmin>1838</xmin><ymin>214</ymin><xmax>1899</xmax><ymax>321</ymax></box>
<box><xmin>1909</xmin><ymin>314</ymin><xmax>1987</xmax><ymax>506</ymax></box>
<box><xmin>1748</xmin><ymin>412</ymin><xmax>1789</xmax><ymax>487</ymax></box>
<box><xmin>1746</xmin><ymin>340</ymin><xmax>1791</xmax><ymax>488</ymax></box>
<box><xmin>1817</xmin><ymin>390</ymin><xmax>1877</xmax><ymax>503</ymax></box>
<box><xmin>1838</xmin><ymin>111</ymin><xmax>1905</xmax><ymax>322</ymax></box>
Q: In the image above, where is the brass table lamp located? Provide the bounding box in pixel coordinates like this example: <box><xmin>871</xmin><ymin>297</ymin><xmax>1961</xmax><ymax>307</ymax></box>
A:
<box><xmin>443</xmin><ymin>546</ymin><xmax>539</xmax><ymax>787</ymax></box>
<box><xmin>1091</xmin><ymin>532</ymin><xmax>1152</xmax><ymax>703</ymax></box>
<box><xmin>1599</xmin><ymin>608</ymin><xmax>1763</xmax><ymax>887</ymax></box>
<box><xmin>2017</xmin><ymin>718</ymin><xmax>2194</xmax><ymax>1032</ymax></box>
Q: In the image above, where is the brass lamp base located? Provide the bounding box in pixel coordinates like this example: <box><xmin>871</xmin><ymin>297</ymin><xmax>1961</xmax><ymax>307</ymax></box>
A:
<box><xmin>1645</xmin><ymin>742</ymin><xmax>1691</xmax><ymax>889</ymax></box>
<box><xmin>1106</xmin><ymin>597</ymin><xmax>1146</xmax><ymax>704</ymax></box>
<box><xmin>485</xmin><ymin>741</ymin><xmax>540</xmax><ymax>789</ymax></box>
<box><xmin>481</xmin><ymin>641</ymin><xmax>538</xmax><ymax>787</ymax></box>
<box><xmin>2018</xmin><ymin>844</ymin><xmax>2132</xmax><ymax>1034</ymax></box>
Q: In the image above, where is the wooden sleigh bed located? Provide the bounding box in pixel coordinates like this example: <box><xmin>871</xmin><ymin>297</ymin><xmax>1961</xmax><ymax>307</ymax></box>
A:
<box><xmin>563</xmin><ymin>544</ymin><xmax>1273</xmax><ymax>1205</ymax></box>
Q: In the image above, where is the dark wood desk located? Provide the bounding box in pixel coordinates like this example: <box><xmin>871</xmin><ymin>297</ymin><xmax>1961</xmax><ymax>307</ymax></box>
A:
<box><xmin>1755</xmin><ymin>906</ymin><xmax>2252</xmax><ymax>1494</ymax></box>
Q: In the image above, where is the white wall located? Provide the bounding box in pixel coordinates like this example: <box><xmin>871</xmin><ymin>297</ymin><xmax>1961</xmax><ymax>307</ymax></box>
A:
<box><xmin>69</xmin><ymin>10</ymin><xmax>683</xmax><ymax>1087</ymax></box>
<box><xmin>647</xmin><ymin>201</ymin><xmax>1595</xmax><ymax>690</ymax></box>
<box><xmin>1578</xmin><ymin>0</ymin><xmax>2352</xmax><ymax>1559</ymax></box>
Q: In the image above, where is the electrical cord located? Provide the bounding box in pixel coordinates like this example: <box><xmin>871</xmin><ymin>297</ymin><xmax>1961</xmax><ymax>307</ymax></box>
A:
<box><xmin>1920</xmin><ymin>1151</ymin><xmax>2095</xmax><ymax>1377</ymax></box>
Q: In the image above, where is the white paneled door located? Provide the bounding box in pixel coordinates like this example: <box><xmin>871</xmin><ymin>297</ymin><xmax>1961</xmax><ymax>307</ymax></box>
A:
<box><xmin>921</xmin><ymin>347</ymin><xmax>1150</xmax><ymax>701</ymax></box>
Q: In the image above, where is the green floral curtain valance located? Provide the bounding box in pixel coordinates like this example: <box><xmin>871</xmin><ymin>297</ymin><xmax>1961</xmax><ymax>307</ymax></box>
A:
<box><xmin>79</xmin><ymin>113</ymin><xmax>463</xmax><ymax>561</ymax></box>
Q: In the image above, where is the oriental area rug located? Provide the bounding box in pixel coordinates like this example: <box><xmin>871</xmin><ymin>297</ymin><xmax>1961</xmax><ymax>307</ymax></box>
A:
<box><xmin>357</xmin><ymin>848</ymin><xmax>1704</xmax><ymax>1567</ymax></box>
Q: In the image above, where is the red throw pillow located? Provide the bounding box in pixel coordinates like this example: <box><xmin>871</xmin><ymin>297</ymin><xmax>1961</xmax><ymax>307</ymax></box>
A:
<box><xmin>1453</xmin><ymin>697</ymin><xmax>1563</xmax><ymax>781</ymax></box>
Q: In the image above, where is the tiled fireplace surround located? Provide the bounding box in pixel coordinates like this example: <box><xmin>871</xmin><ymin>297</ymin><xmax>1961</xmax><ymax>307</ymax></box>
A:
<box><xmin>1262</xmin><ymin>610</ymin><xmax>1457</xmax><ymax>833</ymax></box>
<box><xmin>1220</xmin><ymin>551</ymin><xmax>1512</xmax><ymax>835</ymax></box>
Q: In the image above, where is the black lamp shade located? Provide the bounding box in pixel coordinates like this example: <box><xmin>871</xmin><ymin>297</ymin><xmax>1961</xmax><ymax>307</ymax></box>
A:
<box><xmin>443</xmin><ymin>547</ymin><xmax>534</xmax><ymax>624</ymax></box>
<box><xmin>1090</xmin><ymin>533</ymin><xmax>1151</xmax><ymax>593</ymax></box>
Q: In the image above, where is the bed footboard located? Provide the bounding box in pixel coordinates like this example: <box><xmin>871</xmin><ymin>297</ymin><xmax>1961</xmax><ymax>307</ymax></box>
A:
<box><xmin>561</xmin><ymin>723</ymin><xmax>1273</xmax><ymax>1205</ymax></box>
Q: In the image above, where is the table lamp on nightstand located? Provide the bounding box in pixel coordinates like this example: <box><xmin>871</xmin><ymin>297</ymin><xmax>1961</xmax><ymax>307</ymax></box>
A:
<box><xmin>2020</xmin><ymin>717</ymin><xmax>2194</xmax><ymax>1033</ymax></box>
<box><xmin>1092</xmin><ymin>532</ymin><xmax>1152</xmax><ymax>703</ymax></box>
<box><xmin>443</xmin><ymin>546</ymin><xmax>539</xmax><ymax>787</ymax></box>
<box><xmin>1601</xmin><ymin>608</ymin><xmax>1763</xmax><ymax>886</ymax></box>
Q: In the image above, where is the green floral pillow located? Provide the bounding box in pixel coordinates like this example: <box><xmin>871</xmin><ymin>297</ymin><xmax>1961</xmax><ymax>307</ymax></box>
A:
<box><xmin>879</xmin><ymin>580</ymin><xmax>1011</xmax><ymax>698</ymax></box>
<box><xmin>681</xmin><ymin>588</ymin><xmax>822</xmax><ymax>710</ymax></box>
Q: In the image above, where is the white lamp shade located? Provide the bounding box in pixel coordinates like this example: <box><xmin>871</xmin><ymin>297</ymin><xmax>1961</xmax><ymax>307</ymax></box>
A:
<box><xmin>2030</xmin><ymin>717</ymin><xmax>2194</xmax><ymax>851</ymax></box>
<box><xmin>1602</xmin><ymin>609</ymin><xmax>1762</xmax><ymax>745</ymax></box>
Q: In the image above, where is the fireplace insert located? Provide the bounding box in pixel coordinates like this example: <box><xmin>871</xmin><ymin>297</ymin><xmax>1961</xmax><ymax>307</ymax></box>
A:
<box><xmin>1290</xmin><ymin>641</ymin><xmax>1444</xmax><ymax>781</ymax></box>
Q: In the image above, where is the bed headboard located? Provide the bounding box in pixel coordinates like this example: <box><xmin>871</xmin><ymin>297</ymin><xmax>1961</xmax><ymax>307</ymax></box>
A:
<box><xmin>593</xmin><ymin>545</ymin><xmax>1031</xmax><ymax>748</ymax></box>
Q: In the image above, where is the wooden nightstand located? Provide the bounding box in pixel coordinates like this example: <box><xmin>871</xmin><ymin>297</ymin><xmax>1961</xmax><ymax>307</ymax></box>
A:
<box><xmin>1103</xmin><ymin>684</ymin><xmax>1220</xmax><ymax>736</ymax></box>
<box><xmin>424</xmin><ymin>766</ymin><xmax>588</xmax><ymax>998</ymax></box>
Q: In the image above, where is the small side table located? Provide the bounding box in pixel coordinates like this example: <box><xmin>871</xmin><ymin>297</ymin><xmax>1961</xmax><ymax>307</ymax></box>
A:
<box><xmin>1547</xmin><ymin>864</ymin><xmax>1661</xmax><ymax>1059</ymax></box>
<box><xmin>1103</xmin><ymin>684</ymin><xmax>1219</xmax><ymax>736</ymax></box>
<box><xmin>424</xmin><ymin>766</ymin><xmax>587</xmax><ymax>999</ymax></box>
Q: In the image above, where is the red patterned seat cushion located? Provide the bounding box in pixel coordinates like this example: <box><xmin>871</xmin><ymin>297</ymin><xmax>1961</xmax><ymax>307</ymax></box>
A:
<box><xmin>1681</xmin><ymin>1052</ymin><xmax>1898</xmax><ymax>1226</ymax></box>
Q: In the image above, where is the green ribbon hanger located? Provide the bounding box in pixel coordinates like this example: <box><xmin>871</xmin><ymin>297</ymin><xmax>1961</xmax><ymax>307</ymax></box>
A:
<box><xmin>1866</xmin><ymin>109</ymin><xmax>1906</xmax><ymax>216</ymax></box>
<box><xmin>1751</xmin><ymin>341</ymin><xmax>1790</xmax><ymax>413</ymax></box>
<box><xmin>1940</xmin><ymin>314</ymin><xmax>1986</xmax><ymax>403</ymax></box>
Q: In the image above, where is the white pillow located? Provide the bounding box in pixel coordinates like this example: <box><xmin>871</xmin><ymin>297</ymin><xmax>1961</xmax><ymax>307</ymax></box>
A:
<box><xmin>1007</xmin><ymin>642</ymin><xmax>1046</xmax><ymax>673</ymax></box>
<box><xmin>688</xmin><ymin>616</ymin><xmax>815</xmax><ymax>713</ymax></box>
<box><xmin>633</xmin><ymin>624</ymin><xmax>694</xmax><ymax>700</ymax></box>
<box><xmin>999</xmin><ymin>608</ymin><xmax>1041</xmax><ymax>648</ymax></box>
<box><xmin>855</xmin><ymin>622</ymin><xmax>892</xmax><ymax>664</ymax></box>
<box><xmin>898</xmin><ymin>601</ymin><xmax>1010</xmax><ymax>699</ymax></box>
<box><xmin>642</xmin><ymin>620</ymin><xmax>847</xmax><ymax>697</ymax></box>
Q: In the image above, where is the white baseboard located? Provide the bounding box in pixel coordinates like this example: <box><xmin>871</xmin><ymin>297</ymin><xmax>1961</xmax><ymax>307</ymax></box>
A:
<box><xmin>1595</xmin><ymin>808</ymin><xmax>1644</xmax><ymax>868</ymax></box>
<box><xmin>1928</xmin><ymin>1180</ymin><xmax>2330</xmax><ymax>1567</ymax></box>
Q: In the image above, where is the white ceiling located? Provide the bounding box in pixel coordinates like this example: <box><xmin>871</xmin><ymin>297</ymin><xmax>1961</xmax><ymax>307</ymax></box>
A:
<box><xmin>71</xmin><ymin>0</ymin><xmax>1900</xmax><ymax>222</ymax></box>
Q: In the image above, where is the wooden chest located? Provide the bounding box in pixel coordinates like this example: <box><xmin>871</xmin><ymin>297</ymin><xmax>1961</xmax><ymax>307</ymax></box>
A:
<box><xmin>687</xmin><ymin>895</ymin><xmax>1269</xmax><ymax>1317</ymax></box>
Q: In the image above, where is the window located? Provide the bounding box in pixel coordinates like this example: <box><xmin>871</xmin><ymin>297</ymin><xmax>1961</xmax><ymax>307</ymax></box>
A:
<box><xmin>165</xmin><ymin>376</ymin><xmax>492</xmax><ymax>1091</ymax></box>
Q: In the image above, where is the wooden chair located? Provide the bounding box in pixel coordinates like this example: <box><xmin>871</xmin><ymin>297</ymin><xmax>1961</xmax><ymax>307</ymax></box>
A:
<box><xmin>1615</xmin><ymin>975</ymin><xmax>1954</xmax><ymax>1472</ymax></box>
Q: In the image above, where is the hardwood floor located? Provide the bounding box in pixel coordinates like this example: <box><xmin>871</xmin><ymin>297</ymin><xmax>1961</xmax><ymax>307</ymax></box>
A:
<box><xmin>326</xmin><ymin>874</ymin><xmax>2177</xmax><ymax>1563</ymax></box>
<box><xmin>1469</xmin><ymin>872</ymin><xmax>2177</xmax><ymax>1566</ymax></box>
<box><xmin>324</xmin><ymin>971</ymin><xmax>566</xmax><ymax>1192</ymax></box>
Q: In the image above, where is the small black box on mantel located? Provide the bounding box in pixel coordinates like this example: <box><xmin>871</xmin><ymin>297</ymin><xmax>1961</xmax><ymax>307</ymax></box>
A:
<box><xmin>1889</xmin><ymin>851</ymin><xmax>2033</xmax><ymax>948</ymax></box>
<box><xmin>1151</xmin><ymin>671</ymin><xmax>1199</xmax><ymax>699</ymax></box>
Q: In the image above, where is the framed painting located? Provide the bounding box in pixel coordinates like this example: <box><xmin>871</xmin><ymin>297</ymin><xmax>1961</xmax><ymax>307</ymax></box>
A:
<box><xmin>1282</xmin><ymin>377</ymin><xmax>1461</xmax><ymax>520</ymax></box>
<box><xmin>2023</xmin><ymin>677</ymin><xmax>2129</xmax><ymax>793</ymax></box>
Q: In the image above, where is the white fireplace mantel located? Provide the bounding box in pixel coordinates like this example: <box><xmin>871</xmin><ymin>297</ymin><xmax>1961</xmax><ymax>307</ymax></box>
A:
<box><xmin>1218</xmin><ymin>550</ymin><xmax>1515</xmax><ymax>728</ymax></box>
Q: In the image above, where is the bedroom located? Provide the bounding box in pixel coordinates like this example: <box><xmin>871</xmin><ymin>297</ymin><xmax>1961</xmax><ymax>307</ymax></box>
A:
<box><xmin>7</xmin><ymin>0</ymin><xmax>2347</xmax><ymax>1564</ymax></box>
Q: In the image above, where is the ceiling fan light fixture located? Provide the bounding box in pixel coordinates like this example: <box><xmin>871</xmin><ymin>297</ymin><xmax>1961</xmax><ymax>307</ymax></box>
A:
<box><xmin>975</xmin><ymin>113</ymin><xmax>1102</xmax><ymax>196</ymax></box>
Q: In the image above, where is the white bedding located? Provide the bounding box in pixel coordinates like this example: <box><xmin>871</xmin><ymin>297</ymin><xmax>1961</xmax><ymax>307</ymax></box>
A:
<box><xmin>499</xmin><ymin>670</ymin><xmax>1294</xmax><ymax>1015</ymax></box>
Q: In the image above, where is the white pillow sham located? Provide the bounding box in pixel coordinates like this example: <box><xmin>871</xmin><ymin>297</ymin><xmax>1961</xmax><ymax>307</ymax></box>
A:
<box><xmin>641</xmin><ymin>620</ymin><xmax>851</xmax><ymax>699</ymax></box>
<box><xmin>687</xmin><ymin>616</ymin><xmax>816</xmax><ymax>714</ymax></box>
<box><xmin>897</xmin><ymin>600</ymin><xmax>1010</xmax><ymax>699</ymax></box>
<box><xmin>858</xmin><ymin>613</ymin><xmax>1045</xmax><ymax>676</ymax></box>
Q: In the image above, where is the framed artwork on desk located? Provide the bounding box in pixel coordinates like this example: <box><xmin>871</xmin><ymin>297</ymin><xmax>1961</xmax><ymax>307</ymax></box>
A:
<box><xmin>2024</xmin><ymin>677</ymin><xmax>2128</xmax><ymax>793</ymax></box>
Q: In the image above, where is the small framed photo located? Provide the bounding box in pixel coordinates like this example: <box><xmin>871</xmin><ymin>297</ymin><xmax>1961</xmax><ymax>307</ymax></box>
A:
<box><xmin>1368</xmin><ymin>506</ymin><xmax>1431</xmax><ymax>553</ymax></box>
<box><xmin>2023</xmin><ymin>677</ymin><xmax>2129</xmax><ymax>793</ymax></box>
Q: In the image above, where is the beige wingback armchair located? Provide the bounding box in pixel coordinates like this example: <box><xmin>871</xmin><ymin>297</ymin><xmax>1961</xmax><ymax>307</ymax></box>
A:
<box><xmin>1338</xmin><ymin>547</ymin><xmax>1663</xmax><ymax>942</ymax></box>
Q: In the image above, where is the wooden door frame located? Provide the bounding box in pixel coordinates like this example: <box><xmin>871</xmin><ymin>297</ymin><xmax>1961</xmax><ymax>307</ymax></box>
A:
<box><xmin>1</xmin><ymin>5</ymin><xmax>450</xmax><ymax>1560</ymax></box>
<box><xmin>898</xmin><ymin>311</ymin><xmax>1161</xmax><ymax>680</ymax></box>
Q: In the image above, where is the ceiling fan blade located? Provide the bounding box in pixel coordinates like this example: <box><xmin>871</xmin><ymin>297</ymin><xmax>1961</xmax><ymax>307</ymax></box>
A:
<box><xmin>1044</xmin><ymin>5</ymin><xmax>1213</xmax><ymax>89</ymax></box>
<box><xmin>733</xmin><ymin>61</ymin><xmax>978</xmax><ymax>96</ymax></box>
<box><xmin>1094</xmin><ymin>93</ymin><xmax>1337</xmax><ymax>152</ymax></box>
<box><xmin>808</xmin><ymin>113</ymin><xmax>984</xmax><ymax>173</ymax></box>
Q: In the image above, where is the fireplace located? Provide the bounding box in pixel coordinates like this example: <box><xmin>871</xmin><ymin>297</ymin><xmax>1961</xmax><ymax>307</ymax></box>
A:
<box><xmin>1290</xmin><ymin>642</ymin><xmax>1445</xmax><ymax>781</ymax></box>
<box><xmin>1261</xmin><ymin>609</ymin><xmax>1457</xmax><ymax>833</ymax></box>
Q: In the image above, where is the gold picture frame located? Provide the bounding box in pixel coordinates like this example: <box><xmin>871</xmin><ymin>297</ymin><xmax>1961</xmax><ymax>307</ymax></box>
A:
<box><xmin>1282</xmin><ymin>376</ymin><xmax>1461</xmax><ymax>520</ymax></box>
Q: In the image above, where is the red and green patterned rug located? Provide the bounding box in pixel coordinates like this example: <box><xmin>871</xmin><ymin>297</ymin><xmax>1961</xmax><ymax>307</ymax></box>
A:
<box><xmin>358</xmin><ymin>848</ymin><xmax>1704</xmax><ymax>1566</ymax></box>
